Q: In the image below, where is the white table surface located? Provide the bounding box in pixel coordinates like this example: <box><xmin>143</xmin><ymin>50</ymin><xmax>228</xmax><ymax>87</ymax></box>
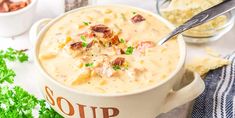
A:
<box><xmin>0</xmin><ymin>0</ymin><xmax>234</xmax><ymax>118</ymax></box>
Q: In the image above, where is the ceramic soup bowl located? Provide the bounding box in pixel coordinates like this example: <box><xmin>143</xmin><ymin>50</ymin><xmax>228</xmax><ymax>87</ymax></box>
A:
<box><xmin>31</xmin><ymin>5</ymin><xmax>205</xmax><ymax>118</ymax></box>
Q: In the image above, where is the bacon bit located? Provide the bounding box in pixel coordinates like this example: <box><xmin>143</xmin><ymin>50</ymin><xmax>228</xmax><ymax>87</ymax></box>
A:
<box><xmin>9</xmin><ymin>2</ymin><xmax>27</xmax><ymax>11</ymax></box>
<box><xmin>90</xmin><ymin>24</ymin><xmax>113</xmax><ymax>38</ymax></box>
<box><xmin>77</xmin><ymin>32</ymin><xmax>96</xmax><ymax>39</ymax></box>
<box><xmin>112</xmin><ymin>57</ymin><xmax>125</xmax><ymax>66</ymax></box>
<box><xmin>70</xmin><ymin>42</ymin><xmax>83</xmax><ymax>50</ymax></box>
<box><xmin>86</xmin><ymin>41</ymin><xmax>94</xmax><ymax>48</ymax></box>
<box><xmin>131</xmin><ymin>14</ymin><xmax>146</xmax><ymax>23</ymax></box>
<box><xmin>0</xmin><ymin>0</ymin><xmax>30</xmax><ymax>13</ymax></box>
<box><xmin>137</xmin><ymin>41</ymin><xmax>156</xmax><ymax>50</ymax></box>
<box><xmin>89</xmin><ymin>32</ymin><xmax>96</xmax><ymax>38</ymax></box>
<box><xmin>0</xmin><ymin>0</ymin><xmax>4</xmax><ymax>4</ymax></box>
<box><xmin>120</xmin><ymin>49</ymin><xmax>125</xmax><ymax>54</ymax></box>
<box><xmin>0</xmin><ymin>2</ymin><xmax>9</xmax><ymax>12</ymax></box>
<box><xmin>111</xmin><ymin>35</ymin><xmax>120</xmax><ymax>45</ymax></box>
<box><xmin>91</xmin><ymin>24</ymin><xmax>109</xmax><ymax>32</ymax></box>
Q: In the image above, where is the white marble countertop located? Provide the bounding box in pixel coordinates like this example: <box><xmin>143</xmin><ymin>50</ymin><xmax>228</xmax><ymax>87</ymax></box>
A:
<box><xmin>0</xmin><ymin>0</ymin><xmax>234</xmax><ymax>118</ymax></box>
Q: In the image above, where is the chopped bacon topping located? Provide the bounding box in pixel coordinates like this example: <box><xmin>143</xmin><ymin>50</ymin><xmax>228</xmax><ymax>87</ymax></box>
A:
<box><xmin>9</xmin><ymin>2</ymin><xmax>27</xmax><ymax>11</ymax></box>
<box><xmin>111</xmin><ymin>35</ymin><xmax>120</xmax><ymax>45</ymax></box>
<box><xmin>0</xmin><ymin>0</ymin><xmax>4</xmax><ymax>4</ymax></box>
<box><xmin>0</xmin><ymin>0</ymin><xmax>30</xmax><ymax>13</ymax></box>
<box><xmin>137</xmin><ymin>41</ymin><xmax>156</xmax><ymax>50</ymax></box>
<box><xmin>90</xmin><ymin>24</ymin><xmax>113</xmax><ymax>38</ymax></box>
<box><xmin>131</xmin><ymin>14</ymin><xmax>146</xmax><ymax>23</ymax></box>
<box><xmin>120</xmin><ymin>49</ymin><xmax>125</xmax><ymax>54</ymax></box>
<box><xmin>70</xmin><ymin>42</ymin><xmax>83</xmax><ymax>50</ymax></box>
<box><xmin>112</xmin><ymin>57</ymin><xmax>125</xmax><ymax>66</ymax></box>
<box><xmin>86</xmin><ymin>41</ymin><xmax>94</xmax><ymax>48</ymax></box>
<box><xmin>0</xmin><ymin>2</ymin><xmax>9</xmax><ymax>12</ymax></box>
<box><xmin>89</xmin><ymin>32</ymin><xmax>96</xmax><ymax>38</ymax></box>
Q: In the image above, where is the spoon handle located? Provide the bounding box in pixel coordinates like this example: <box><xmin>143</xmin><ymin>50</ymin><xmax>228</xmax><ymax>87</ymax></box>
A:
<box><xmin>158</xmin><ymin>0</ymin><xmax>235</xmax><ymax>45</ymax></box>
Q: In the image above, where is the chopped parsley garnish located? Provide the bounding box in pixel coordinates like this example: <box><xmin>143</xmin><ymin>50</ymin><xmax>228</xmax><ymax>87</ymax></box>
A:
<box><xmin>80</xmin><ymin>35</ymin><xmax>86</xmax><ymax>41</ymax></box>
<box><xmin>83</xmin><ymin>21</ymin><xmax>90</xmax><ymax>26</ymax></box>
<box><xmin>125</xmin><ymin>46</ymin><xmax>134</xmax><ymax>55</ymax></box>
<box><xmin>132</xmin><ymin>11</ymin><xmax>136</xmax><ymax>14</ymax></box>
<box><xmin>0</xmin><ymin>48</ymin><xmax>28</xmax><ymax>84</ymax></box>
<box><xmin>0</xmin><ymin>48</ymin><xmax>63</xmax><ymax>118</ymax></box>
<box><xmin>119</xmin><ymin>38</ymin><xmax>125</xmax><ymax>43</ymax></box>
<box><xmin>121</xmin><ymin>13</ymin><xmax>126</xmax><ymax>21</ymax></box>
<box><xmin>82</xmin><ymin>42</ymin><xmax>88</xmax><ymax>47</ymax></box>
<box><xmin>85</xmin><ymin>63</ymin><xmax>94</xmax><ymax>67</ymax></box>
<box><xmin>113</xmin><ymin>65</ymin><xmax>121</xmax><ymax>71</ymax></box>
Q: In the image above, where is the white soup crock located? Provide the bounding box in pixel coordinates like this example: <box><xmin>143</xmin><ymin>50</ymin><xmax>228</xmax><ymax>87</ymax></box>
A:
<box><xmin>31</xmin><ymin>5</ymin><xmax>205</xmax><ymax>118</ymax></box>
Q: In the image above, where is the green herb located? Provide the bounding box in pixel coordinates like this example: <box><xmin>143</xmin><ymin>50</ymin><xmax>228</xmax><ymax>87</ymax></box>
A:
<box><xmin>132</xmin><ymin>11</ymin><xmax>136</xmax><ymax>14</ymax></box>
<box><xmin>39</xmin><ymin>100</ymin><xmax>63</xmax><ymax>118</ymax></box>
<box><xmin>83</xmin><ymin>22</ymin><xmax>90</xmax><ymax>26</ymax></box>
<box><xmin>0</xmin><ymin>48</ymin><xmax>63</xmax><ymax>118</ymax></box>
<box><xmin>121</xmin><ymin>13</ymin><xmax>126</xmax><ymax>21</ymax></box>
<box><xmin>0</xmin><ymin>48</ymin><xmax>28</xmax><ymax>62</ymax></box>
<box><xmin>0</xmin><ymin>86</ymin><xmax>63</xmax><ymax>118</ymax></box>
<box><xmin>0</xmin><ymin>48</ymin><xmax>28</xmax><ymax>84</ymax></box>
<box><xmin>0</xmin><ymin>58</ymin><xmax>15</xmax><ymax>84</ymax></box>
<box><xmin>82</xmin><ymin>42</ymin><xmax>88</xmax><ymax>47</ymax></box>
<box><xmin>0</xmin><ymin>86</ymin><xmax>38</xmax><ymax>117</ymax></box>
<box><xmin>125</xmin><ymin>46</ymin><xmax>134</xmax><ymax>55</ymax></box>
<box><xmin>113</xmin><ymin>65</ymin><xmax>121</xmax><ymax>71</ymax></box>
<box><xmin>80</xmin><ymin>35</ymin><xmax>86</xmax><ymax>41</ymax></box>
<box><xmin>85</xmin><ymin>63</ymin><xmax>94</xmax><ymax>67</ymax></box>
<box><xmin>119</xmin><ymin>38</ymin><xmax>125</xmax><ymax>43</ymax></box>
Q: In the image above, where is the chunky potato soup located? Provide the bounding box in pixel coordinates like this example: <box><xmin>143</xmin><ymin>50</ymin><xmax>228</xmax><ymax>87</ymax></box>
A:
<box><xmin>39</xmin><ymin>6</ymin><xmax>180</xmax><ymax>94</ymax></box>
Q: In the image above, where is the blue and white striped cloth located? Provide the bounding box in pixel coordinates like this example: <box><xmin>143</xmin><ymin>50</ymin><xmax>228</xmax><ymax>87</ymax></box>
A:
<box><xmin>192</xmin><ymin>53</ymin><xmax>235</xmax><ymax>118</ymax></box>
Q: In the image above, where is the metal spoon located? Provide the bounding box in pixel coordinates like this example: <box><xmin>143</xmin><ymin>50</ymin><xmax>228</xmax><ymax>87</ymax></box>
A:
<box><xmin>158</xmin><ymin>0</ymin><xmax>235</xmax><ymax>45</ymax></box>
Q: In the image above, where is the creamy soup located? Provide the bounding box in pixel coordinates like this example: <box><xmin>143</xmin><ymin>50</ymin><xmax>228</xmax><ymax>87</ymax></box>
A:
<box><xmin>38</xmin><ymin>6</ymin><xmax>180</xmax><ymax>94</ymax></box>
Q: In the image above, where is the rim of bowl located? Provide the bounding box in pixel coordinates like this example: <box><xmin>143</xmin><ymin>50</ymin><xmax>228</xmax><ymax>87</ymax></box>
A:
<box><xmin>0</xmin><ymin>0</ymin><xmax>38</xmax><ymax>16</ymax></box>
<box><xmin>156</xmin><ymin>0</ymin><xmax>235</xmax><ymax>38</ymax></box>
<box><xmin>34</xmin><ymin>4</ymin><xmax>186</xmax><ymax>97</ymax></box>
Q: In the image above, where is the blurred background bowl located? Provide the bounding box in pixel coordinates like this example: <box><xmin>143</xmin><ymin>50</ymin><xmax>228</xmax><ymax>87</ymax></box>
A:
<box><xmin>0</xmin><ymin>0</ymin><xmax>38</xmax><ymax>37</ymax></box>
<box><xmin>156</xmin><ymin>0</ymin><xmax>235</xmax><ymax>44</ymax></box>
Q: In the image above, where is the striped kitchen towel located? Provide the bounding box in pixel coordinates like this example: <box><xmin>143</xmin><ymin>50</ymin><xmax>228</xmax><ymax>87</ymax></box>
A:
<box><xmin>192</xmin><ymin>53</ymin><xmax>235</xmax><ymax>118</ymax></box>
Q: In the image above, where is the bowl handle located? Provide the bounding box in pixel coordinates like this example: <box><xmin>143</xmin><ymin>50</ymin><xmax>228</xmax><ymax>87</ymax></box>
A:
<box><xmin>161</xmin><ymin>70</ymin><xmax>205</xmax><ymax>113</ymax></box>
<box><xmin>29</xmin><ymin>18</ymin><xmax>52</xmax><ymax>44</ymax></box>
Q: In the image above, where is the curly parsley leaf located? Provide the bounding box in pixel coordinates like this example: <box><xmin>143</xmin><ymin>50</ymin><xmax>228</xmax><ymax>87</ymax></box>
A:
<box><xmin>0</xmin><ymin>86</ymin><xmax>63</xmax><ymax>118</ymax></box>
<box><xmin>0</xmin><ymin>48</ymin><xmax>63</xmax><ymax>118</ymax></box>
<box><xmin>0</xmin><ymin>86</ymin><xmax>38</xmax><ymax>118</ymax></box>
<box><xmin>0</xmin><ymin>48</ymin><xmax>28</xmax><ymax>62</ymax></box>
<box><xmin>39</xmin><ymin>100</ymin><xmax>63</xmax><ymax>118</ymax></box>
<box><xmin>0</xmin><ymin>48</ymin><xmax>28</xmax><ymax>84</ymax></box>
<box><xmin>0</xmin><ymin>58</ymin><xmax>15</xmax><ymax>84</ymax></box>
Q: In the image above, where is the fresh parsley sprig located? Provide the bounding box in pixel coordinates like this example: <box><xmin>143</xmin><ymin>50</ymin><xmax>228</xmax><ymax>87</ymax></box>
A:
<box><xmin>0</xmin><ymin>48</ymin><xmax>28</xmax><ymax>62</ymax></box>
<box><xmin>0</xmin><ymin>48</ymin><xmax>28</xmax><ymax>84</ymax></box>
<box><xmin>0</xmin><ymin>58</ymin><xmax>15</xmax><ymax>84</ymax></box>
<box><xmin>0</xmin><ymin>48</ymin><xmax>63</xmax><ymax>118</ymax></box>
<box><xmin>0</xmin><ymin>86</ymin><xmax>38</xmax><ymax>117</ymax></box>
